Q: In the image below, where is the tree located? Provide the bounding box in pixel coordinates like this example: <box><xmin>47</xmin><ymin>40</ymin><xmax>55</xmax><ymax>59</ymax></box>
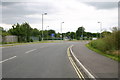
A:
<box><xmin>0</xmin><ymin>27</ymin><xmax>10</xmax><ymax>36</ymax></box>
<box><xmin>65</xmin><ymin>32</ymin><xmax>71</xmax><ymax>39</ymax></box>
<box><xmin>8</xmin><ymin>22</ymin><xmax>32</xmax><ymax>42</ymax></box>
<box><xmin>31</xmin><ymin>28</ymin><xmax>40</xmax><ymax>37</ymax></box>
<box><xmin>56</xmin><ymin>32</ymin><xmax>61</xmax><ymax>38</ymax></box>
<box><xmin>101</xmin><ymin>31</ymin><xmax>111</xmax><ymax>38</ymax></box>
<box><xmin>21</xmin><ymin>22</ymin><xmax>32</xmax><ymax>42</ymax></box>
<box><xmin>70</xmin><ymin>32</ymin><xmax>75</xmax><ymax>40</ymax></box>
<box><xmin>48</xmin><ymin>29</ymin><xmax>56</xmax><ymax>38</ymax></box>
<box><xmin>76</xmin><ymin>26</ymin><xmax>85</xmax><ymax>40</ymax></box>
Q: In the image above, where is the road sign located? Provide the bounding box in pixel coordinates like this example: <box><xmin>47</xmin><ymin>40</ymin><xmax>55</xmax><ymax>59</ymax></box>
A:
<box><xmin>51</xmin><ymin>33</ymin><xmax>55</xmax><ymax>37</ymax></box>
<box><xmin>81</xmin><ymin>35</ymin><xmax>83</xmax><ymax>37</ymax></box>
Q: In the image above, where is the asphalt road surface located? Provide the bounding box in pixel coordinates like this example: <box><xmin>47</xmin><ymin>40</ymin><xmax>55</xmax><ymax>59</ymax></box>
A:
<box><xmin>1</xmin><ymin>41</ymin><xmax>119</xmax><ymax>79</ymax></box>
<box><xmin>72</xmin><ymin>42</ymin><xmax>118</xmax><ymax>79</ymax></box>
<box><xmin>2</xmin><ymin>41</ymin><xmax>79</xmax><ymax>78</ymax></box>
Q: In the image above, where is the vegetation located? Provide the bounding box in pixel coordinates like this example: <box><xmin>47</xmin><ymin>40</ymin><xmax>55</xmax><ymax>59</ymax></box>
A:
<box><xmin>0</xmin><ymin>27</ymin><xmax>10</xmax><ymax>36</ymax></box>
<box><xmin>7</xmin><ymin>23</ymin><xmax>59</xmax><ymax>42</ymax></box>
<box><xmin>87</xmin><ymin>27</ymin><xmax>120</xmax><ymax>61</ymax></box>
<box><xmin>1</xmin><ymin>23</ymin><xmax>101</xmax><ymax>44</ymax></box>
<box><xmin>86</xmin><ymin>44</ymin><xmax>119</xmax><ymax>61</ymax></box>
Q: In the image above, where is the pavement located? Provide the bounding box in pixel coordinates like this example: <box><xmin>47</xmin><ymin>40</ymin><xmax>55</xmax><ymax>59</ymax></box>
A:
<box><xmin>72</xmin><ymin>42</ymin><xmax>118</xmax><ymax>79</ymax></box>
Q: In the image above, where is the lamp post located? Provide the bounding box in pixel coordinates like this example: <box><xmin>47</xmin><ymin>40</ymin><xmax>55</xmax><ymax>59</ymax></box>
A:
<box><xmin>98</xmin><ymin>22</ymin><xmax>102</xmax><ymax>38</ymax></box>
<box><xmin>42</xmin><ymin>13</ymin><xmax>47</xmax><ymax>41</ymax></box>
<box><xmin>61</xmin><ymin>22</ymin><xmax>64</xmax><ymax>40</ymax></box>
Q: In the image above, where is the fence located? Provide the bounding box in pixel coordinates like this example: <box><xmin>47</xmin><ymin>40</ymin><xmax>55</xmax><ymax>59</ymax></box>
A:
<box><xmin>1</xmin><ymin>35</ymin><xmax>40</xmax><ymax>43</ymax></box>
<box><xmin>2</xmin><ymin>35</ymin><xmax>18</xmax><ymax>43</ymax></box>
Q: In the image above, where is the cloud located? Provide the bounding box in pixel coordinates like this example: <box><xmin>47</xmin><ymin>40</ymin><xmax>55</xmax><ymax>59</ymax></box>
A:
<box><xmin>1</xmin><ymin>0</ymin><xmax>118</xmax><ymax>33</ymax></box>
<box><xmin>84</xmin><ymin>2</ymin><xmax>118</xmax><ymax>10</ymax></box>
<box><xmin>0</xmin><ymin>2</ymin><xmax>2</xmax><ymax>24</ymax></box>
<box><xmin>2</xmin><ymin>2</ymin><xmax>59</xmax><ymax>24</ymax></box>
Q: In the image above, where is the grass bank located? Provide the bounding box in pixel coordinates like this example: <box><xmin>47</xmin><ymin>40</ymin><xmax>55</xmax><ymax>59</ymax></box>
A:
<box><xmin>86</xmin><ymin>42</ymin><xmax>120</xmax><ymax>62</ymax></box>
<box><xmin>85</xmin><ymin>29</ymin><xmax>120</xmax><ymax>61</ymax></box>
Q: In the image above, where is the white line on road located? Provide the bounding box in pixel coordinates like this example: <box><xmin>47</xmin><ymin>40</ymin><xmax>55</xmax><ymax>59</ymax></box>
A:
<box><xmin>25</xmin><ymin>49</ymin><xmax>36</xmax><ymax>54</ymax></box>
<box><xmin>70</xmin><ymin>45</ymin><xmax>96</xmax><ymax>79</ymax></box>
<box><xmin>0</xmin><ymin>56</ymin><xmax>17</xmax><ymax>63</ymax></box>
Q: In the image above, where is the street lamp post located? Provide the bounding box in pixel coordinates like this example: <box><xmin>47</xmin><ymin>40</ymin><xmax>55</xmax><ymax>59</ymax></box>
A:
<box><xmin>98</xmin><ymin>22</ymin><xmax>102</xmax><ymax>38</ymax></box>
<box><xmin>42</xmin><ymin>13</ymin><xmax>47</xmax><ymax>41</ymax></box>
<box><xmin>61</xmin><ymin>22</ymin><xmax>64</xmax><ymax>40</ymax></box>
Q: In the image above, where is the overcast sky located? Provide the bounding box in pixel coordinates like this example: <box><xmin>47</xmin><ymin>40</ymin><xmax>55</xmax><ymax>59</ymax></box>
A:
<box><xmin>0</xmin><ymin>0</ymin><xmax>119</xmax><ymax>33</ymax></box>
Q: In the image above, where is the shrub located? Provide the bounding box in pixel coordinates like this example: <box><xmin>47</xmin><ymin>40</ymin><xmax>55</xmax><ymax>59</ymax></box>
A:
<box><xmin>30</xmin><ymin>39</ymin><xmax>33</xmax><ymax>42</ymax></box>
<box><xmin>89</xmin><ymin>30</ymin><xmax>120</xmax><ymax>55</ymax></box>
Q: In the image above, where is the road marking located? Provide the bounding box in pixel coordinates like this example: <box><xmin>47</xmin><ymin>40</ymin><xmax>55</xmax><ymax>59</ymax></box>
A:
<box><xmin>25</xmin><ymin>49</ymin><xmax>36</xmax><ymax>54</ymax></box>
<box><xmin>70</xmin><ymin>45</ymin><xmax>96</xmax><ymax>80</ymax></box>
<box><xmin>0</xmin><ymin>56</ymin><xmax>17</xmax><ymax>63</ymax></box>
<box><xmin>67</xmin><ymin>47</ymin><xmax>85</xmax><ymax>80</ymax></box>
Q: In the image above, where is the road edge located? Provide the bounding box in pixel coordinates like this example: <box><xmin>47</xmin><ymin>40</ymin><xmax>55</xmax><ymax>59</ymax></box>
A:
<box><xmin>67</xmin><ymin>46</ymin><xmax>85</xmax><ymax>80</ymax></box>
<box><xmin>68</xmin><ymin>45</ymin><xmax>96</xmax><ymax>80</ymax></box>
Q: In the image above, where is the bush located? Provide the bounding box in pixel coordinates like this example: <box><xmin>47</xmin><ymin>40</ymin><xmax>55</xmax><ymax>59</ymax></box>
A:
<box><xmin>30</xmin><ymin>39</ymin><xmax>33</xmax><ymax>42</ymax></box>
<box><xmin>90</xmin><ymin>39</ymin><xmax>106</xmax><ymax>52</ymax></box>
<box><xmin>89</xmin><ymin>30</ymin><xmax>120</xmax><ymax>55</ymax></box>
<box><xmin>39</xmin><ymin>36</ymin><xmax>42</xmax><ymax>41</ymax></box>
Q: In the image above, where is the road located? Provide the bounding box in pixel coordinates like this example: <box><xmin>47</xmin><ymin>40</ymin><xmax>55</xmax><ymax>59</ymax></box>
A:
<box><xmin>1</xmin><ymin>41</ymin><xmax>118</xmax><ymax>79</ymax></box>
<box><xmin>2</xmin><ymin>42</ymin><xmax>79</xmax><ymax>78</ymax></box>
<box><xmin>72</xmin><ymin>42</ymin><xmax>118</xmax><ymax>79</ymax></box>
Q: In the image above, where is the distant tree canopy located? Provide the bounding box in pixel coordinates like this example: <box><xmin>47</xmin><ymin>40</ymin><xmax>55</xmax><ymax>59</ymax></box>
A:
<box><xmin>101</xmin><ymin>31</ymin><xmax>111</xmax><ymax>38</ymax></box>
<box><xmin>31</xmin><ymin>28</ymin><xmax>40</xmax><ymax>37</ymax></box>
<box><xmin>0</xmin><ymin>27</ymin><xmax>10</xmax><ymax>36</ymax></box>
<box><xmin>1</xmin><ymin>22</ymin><xmax>117</xmax><ymax>42</ymax></box>
<box><xmin>64</xmin><ymin>32</ymin><xmax>76</xmax><ymax>40</ymax></box>
<box><xmin>8</xmin><ymin>23</ymin><xmax>57</xmax><ymax>42</ymax></box>
<box><xmin>8</xmin><ymin>23</ymin><xmax>33</xmax><ymax>42</ymax></box>
<box><xmin>76</xmin><ymin>26</ymin><xmax>85</xmax><ymax>40</ymax></box>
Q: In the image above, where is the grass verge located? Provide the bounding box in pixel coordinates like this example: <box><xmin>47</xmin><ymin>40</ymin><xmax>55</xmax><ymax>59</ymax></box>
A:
<box><xmin>86</xmin><ymin>43</ymin><xmax>120</xmax><ymax>62</ymax></box>
<box><xmin>0</xmin><ymin>40</ymin><xmax>62</xmax><ymax>47</ymax></box>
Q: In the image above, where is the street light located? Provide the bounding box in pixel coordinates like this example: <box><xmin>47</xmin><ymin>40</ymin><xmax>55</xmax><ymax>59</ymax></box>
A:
<box><xmin>98</xmin><ymin>22</ymin><xmax>102</xmax><ymax>38</ymax></box>
<box><xmin>42</xmin><ymin>13</ymin><xmax>47</xmax><ymax>41</ymax></box>
<box><xmin>61</xmin><ymin>22</ymin><xmax>64</xmax><ymax>40</ymax></box>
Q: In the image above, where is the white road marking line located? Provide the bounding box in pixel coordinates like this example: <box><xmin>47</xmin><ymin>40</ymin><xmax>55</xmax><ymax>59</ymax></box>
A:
<box><xmin>25</xmin><ymin>49</ymin><xmax>36</xmax><ymax>54</ymax></box>
<box><xmin>70</xmin><ymin>45</ymin><xmax>96</xmax><ymax>79</ymax></box>
<box><xmin>67</xmin><ymin>47</ymin><xmax>85</xmax><ymax>80</ymax></box>
<box><xmin>0</xmin><ymin>56</ymin><xmax>17</xmax><ymax>63</ymax></box>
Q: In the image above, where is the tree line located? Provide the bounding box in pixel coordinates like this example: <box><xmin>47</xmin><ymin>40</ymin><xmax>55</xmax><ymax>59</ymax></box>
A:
<box><xmin>0</xmin><ymin>22</ymin><xmax>111</xmax><ymax>42</ymax></box>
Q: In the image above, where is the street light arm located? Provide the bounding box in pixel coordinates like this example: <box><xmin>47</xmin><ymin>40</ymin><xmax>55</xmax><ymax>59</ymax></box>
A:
<box><xmin>98</xmin><ymin>21</ymin><xmax>102</xmax><ymax>38</ymax></box>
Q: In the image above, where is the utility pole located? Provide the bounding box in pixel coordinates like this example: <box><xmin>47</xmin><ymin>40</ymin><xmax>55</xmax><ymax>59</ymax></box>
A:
<box><xmin>41</xmin><ymin>13</ymin><xmax>47</xmax><ymax>41</ymax></box>
<box><xmin>98</xmin><ymin>22</ymin><xmax>102</xmax><ymax>38</ymax></box>
<box><xmin>61</xmin><ymin>22</ymin><xmax>64</xmax><ymax>40</ymax></box>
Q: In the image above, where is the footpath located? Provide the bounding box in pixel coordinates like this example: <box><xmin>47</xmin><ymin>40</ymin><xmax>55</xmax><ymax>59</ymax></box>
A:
<box><xmin>71</xmin><ymin>42</ymin><xmax>118</xmax><ymax>79</ymax></box>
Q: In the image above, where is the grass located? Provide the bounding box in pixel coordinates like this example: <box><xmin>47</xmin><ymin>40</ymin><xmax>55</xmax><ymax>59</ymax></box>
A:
<box><xmin>86</xmin><ymin>43</ymin><xmax>120</xmax><ymax>62</ymax></box>
<box><xmin>0</xmin><ymin>40</ymin><xmax>62</xmax><ymax>47</ymax></box>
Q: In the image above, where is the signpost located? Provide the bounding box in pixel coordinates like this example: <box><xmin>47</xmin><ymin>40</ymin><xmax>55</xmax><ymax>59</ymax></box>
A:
<box><xmin>51</xmin><ymin>33</ymin><xmax>55</xmax><ymax>37</ymax></box>
<box><xmin>51</xmin><ymin>33</ymin><xmax>55</xmax><ymax>40</ymax></box>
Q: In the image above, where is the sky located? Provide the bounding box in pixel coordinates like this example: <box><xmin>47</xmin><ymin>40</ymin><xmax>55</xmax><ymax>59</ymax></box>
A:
<box><xmin>0</xmin><ymin>0</ymin><xmax>119</xmax><ymax>33</ymax></box>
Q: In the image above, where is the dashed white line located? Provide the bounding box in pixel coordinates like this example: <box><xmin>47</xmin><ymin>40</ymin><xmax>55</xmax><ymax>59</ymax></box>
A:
<box><xmin>25</xmin><ymin>49</ymin><xmax>36</xmax><ymax>54</ymax></box>
<box><xmin>0</xmin><ymin>56</ymin><xmax>17</xmax><ymax>63</ymax></box>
